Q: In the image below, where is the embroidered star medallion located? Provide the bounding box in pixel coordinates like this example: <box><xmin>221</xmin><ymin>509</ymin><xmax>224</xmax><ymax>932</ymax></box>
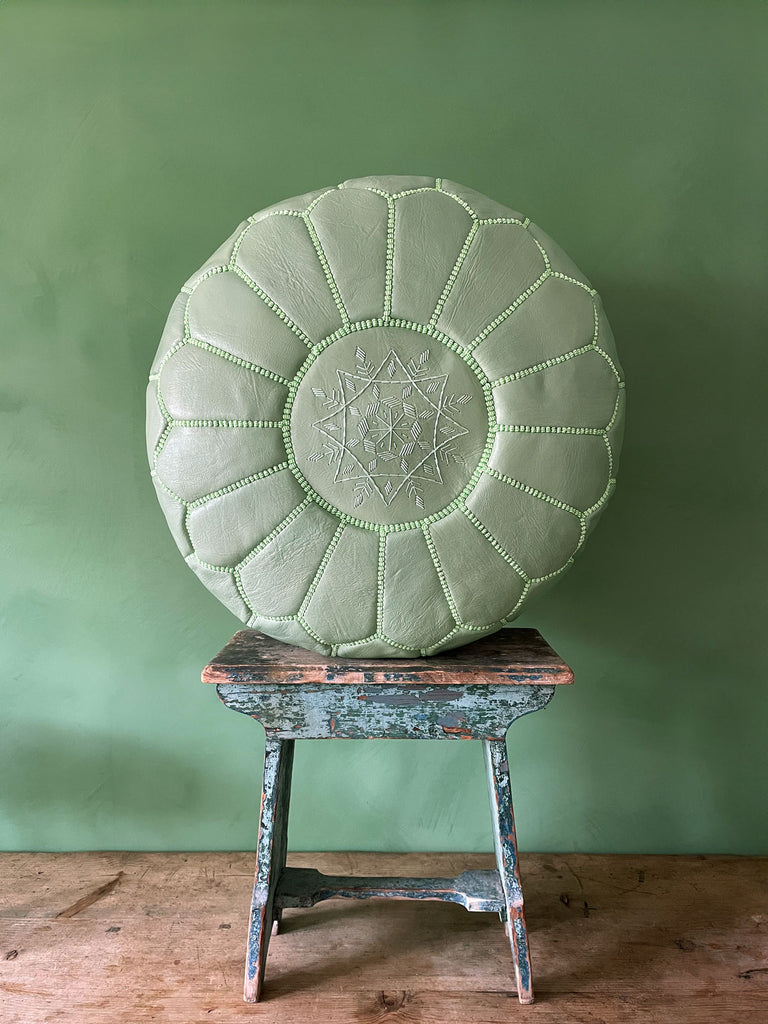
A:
<box><xmin>308</xmin><ymin>348</ymin><xmax>472</xmax><ymax>509</ymax></box>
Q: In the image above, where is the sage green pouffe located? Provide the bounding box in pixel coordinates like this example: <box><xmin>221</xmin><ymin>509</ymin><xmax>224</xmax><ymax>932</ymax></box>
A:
<box><xmin>147</xmin><ymin>175</ymin><xmax>625</xmax><ymax>657</ymax></box>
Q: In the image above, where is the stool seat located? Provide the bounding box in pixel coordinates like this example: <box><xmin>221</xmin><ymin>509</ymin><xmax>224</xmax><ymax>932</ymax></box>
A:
<box><xmin>203</xmin><ymin>627</ymin><xmax>572</xmax><ymax>1004</ymax></box>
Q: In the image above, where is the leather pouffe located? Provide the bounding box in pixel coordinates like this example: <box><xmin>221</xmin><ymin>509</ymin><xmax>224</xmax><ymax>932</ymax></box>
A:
<box><xmin>147</xmin><ymin>175</ymin><xmax>625</xmax><ymax>656</ymax></box>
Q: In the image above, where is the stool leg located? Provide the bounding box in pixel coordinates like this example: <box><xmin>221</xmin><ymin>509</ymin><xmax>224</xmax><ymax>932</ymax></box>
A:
<box><xmin>483</xmin><ymin>739</ymin><xmax>534</xmax><ymax>1004</ymax></box>
<box><xmin>243</xmin><ymin>736</ymin><xmax>294</xmax><ymax>1002</ymax></box>
<box><xmin>270</xmin><ymin>738</ymin><xmax>293</xmax><ymax>939</ymax></box>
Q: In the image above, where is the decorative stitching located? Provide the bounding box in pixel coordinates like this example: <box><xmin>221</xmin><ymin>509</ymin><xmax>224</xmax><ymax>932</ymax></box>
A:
<box><xmin>550</xmin><ymin>270</ymin><xmax>594</xmax><ymax>293</ymax></box>
<box><xmin>605</xmin><ymin>388</ymin><xmax>625</xmax><ymax>431</ymax></box>
<box><xmin>244</xmin><ymin>188</ymin><xmax>339</xmax><ymax>224</ymax></box>
<box><xmin>429</xmin><ymin>221</ymin><xmax>479</xmax><ymax>328</ymax></box>
<box><xmin>184</xmin><ymin>337</ymin><xmax>292</xmax><ymax>386</ymax></box>
<box><xmin>359</xmin><ymin>187</ymin><xmax>393</xmax><ymax>200</ymax></box>
<box><xmin>496</xmin><ymin>423</ymin><xmax>606</xmax><ymax>436</ymax></box>
<box><xmin>499</xmin><ymin>581</ymin><xmax>531</xmax><ymax>623</ymax></box>
<box><xmin>236</xmin><ymin>498</ymin><xmax>312</xmax><ymax>571</ymax></box>
<box><xmin>460</xmin><ymin>506</ymin><xmax>529</xmax><ymax>581</ymax></box>
<box><xmin>233</xmin><ymin>567</ymin><xmax>256</xmax><ymax>618</ymax></box>
<box><xmin>525</xmin><ymin>229</ymin><xmax>552</xmax><ymax>273</ymax></box>
<box><xmin>251</xmin><ymin>209</ymin><xmax>303</xmax><ymax>220</ymax></box>
<box><xmin>590</xmin><ymin>295</ymin><xmax>600</xmax><ymax>346</ymax></box>
<box><xmin>360</xmin><ymin>185</ymin><xmax>437</xmax><ymax>201</ymax></box>
<box><xmin>378</xmin><ymin>634</ymin><xmax>425</xmax><ymax>652</ymax></box>
<box><xmin>153</xmin><ymin>420</ymin><xmax>173</xmax><ymax>463</ymax></box>
<box><xmin>448</xmin><ymin>616</ymin><xmax>526</xmax><ymax>636</ymax></box>
<box><xmin>476</xmin><ymin>217</ymin><xmax>526</xmax><ymax>227</ymax></box>
<box><xmin>299</xmin><ymin>619</ymin><xmax>335</xmax><ymax>648</ymax></box>
<box><xmin>421</xmin><ymin>524</ymin><xmax>461</xmax><ymax>626</ymax></box>
<box><xmin>467</xmin><ymin>268</ymin><xmax>552</xmax><ymax>352</ymax></box>
<box><xmin>582</xmin><ymin>478</ymin><xmax>616</xmax><ymax>522</ymax></box>
<box><xmin>186</xmin><ymin>462</ymin><xmax>289</xmax><ymax>513</ymax></box>
<box><xmin>150</xmin><ymin>469</ymin><xmax>189</xmax><ymax>507</ymax></box>
<box><xmin>303</xmin><ymin>213</ymin><xmax>350</xmax><ymax>327</ymax></box>
<box><xmin>492</xmin><ymin>385</ymin><xmax>624</xmax><ymax>537</ymax></box>
<box><xmin>281</xmin><ymin>318</ymin><xmax>497</xmax><ymax>534</ymax></box>
<box><xmin>252</xmin><ymin>588</ymin><xmax>569</xmax><ymax>651</ymax></box>
<box><xmin>298</xmin><ymin>518</ymin><xmax>346</xmax><ymax>617</ymax></box>
<box><xmin>152</xmin><ymin>385</ymin><xmax>174</xmax><ymax>463</ymax></box>
<box><xmin>387</xmin><ymin>186</ymin><xmax>440</xmax><ymax>200</ymax></box>
<box><xmin>594</xmin><ymin>343</ymin><xmax>623</xmax><ymax>382</ymax></box>
<box><xmin>490</xmin><ymin>342</ymin><xmax>594</xmax><ymax>387</ymax></box>
<box><xmin>434</xmin><ymin>186</ymin><xmax>479</xmax><ymax>220</ymax></box>
<box><xmin>181</xmin><ymin>263</ymin><xmax>228</xmax><ymax>299</ymax></box>
<box><xmin>169</xmin><ymin>418</ymin><xmax>282</xmax><ymax>429</ymax></box>
<box><xmin>229</xmin><ymin>224</ymin><xmax>251</xmax><ymax>268</ymax></box>
<box><xmin>306</xmin><ymin>345</ymin><xmax>474</xmax><ymax>512</ymax></box>
<box><xmin>531</xmin><ymin>558</ymin><xmax>575</xmax><ymax>585</ymax></box>
<box><xmin>304</xmin><ymin>188</ymin><xmax>340</xmax><ymax>215</ymax></box>
<box><xmin>484</xmin><ymin>466</ymin><xmax>583</xmax><ymax>519</ymax></box>
<box><xmin>603</xmin><ymin>432</ymin><xmax>614</xmax><ymax>478</ymax></box>
<box><xmin>293</xmin><ymin>616</ymin><xmax>424</xmax><ymax>654</ymax></box>
<box><xmin>312</xmin><ymin>316</ymin><xmax>479</xmax><ymax>364</ymax></box>
<box><xmin>601</xmin><ymin>389</ymin><xmax>624</xmax><ymax>480</ymax></box>
<box><xmin>483</xmin><ymin>462</ymin><xmax>617</xmax><ymax>565</ymax></box>
<box><xmin>150</xmin><ymin>471</ymin><xmax>195</xmax><ymax>553</ymax></box>
<box><xmin>425</xmin><ymin>624</ymin><xmax>460</xmax><ymax>652</ymax></box>
<box><xmin>186</xmin><ymin>552</ymin><xmax>232</xmax><ymax>576</ymax></box>
<box><xmin>336</xmin><ymin>629</ymin><xmax>384</xmax><ymax>646</ymax></box>
<box><xmin>376</xmin><ymin>531</ymin><xmax>386</xmax><ymax>634</ymax></box>
<box><xmin>230</xmin><ymin>264</ymin><xmax>314</xmax><ymax>348</ymax></box>
<box><xmin>152</xmin><ymin>339</ymin><xmax>187</xmax><ymax>377</ymax></box>
<box><xmin>383</xmin><ymin>195</ymin><xmax>395</xmax><ymax>320</ymax></box>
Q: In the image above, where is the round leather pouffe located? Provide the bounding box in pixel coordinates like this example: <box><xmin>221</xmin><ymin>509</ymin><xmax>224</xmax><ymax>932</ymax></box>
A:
<box><xmin>147</xmin><ymin>175</ymin><xmax>625</xmax><ymax>657</ymax></box>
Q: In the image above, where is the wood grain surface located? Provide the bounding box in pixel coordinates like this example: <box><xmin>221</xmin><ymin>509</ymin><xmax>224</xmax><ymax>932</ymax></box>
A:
<box><xmin>202</xmin><ymin>628</ymin><xmax>574</xmax><ymax>687</ymax></box>
<box><xmin>1</xmin><ymin>851</ymin><xmax>765</xmax><ymax>1023</ymax></box>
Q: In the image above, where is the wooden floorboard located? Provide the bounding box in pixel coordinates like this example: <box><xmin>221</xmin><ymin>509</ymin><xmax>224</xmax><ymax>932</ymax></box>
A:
<box><xmin>1</xmin><ymin>851</ymin><xmax>766</xmax><ymax>1022</ymax></box>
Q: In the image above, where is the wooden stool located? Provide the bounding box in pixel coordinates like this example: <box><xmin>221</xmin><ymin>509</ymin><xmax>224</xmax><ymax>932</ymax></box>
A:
<box><xmin>202</xmin><ymin>627</ymin><xmax>573</xmax><ymax>1004</ymax></box>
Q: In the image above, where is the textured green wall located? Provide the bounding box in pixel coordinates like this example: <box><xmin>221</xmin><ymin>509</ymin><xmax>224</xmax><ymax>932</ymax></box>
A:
<box><xmin>2</xmin><ymin>0</ymin><xmax>766</xmax><ymax>854</ymax></box>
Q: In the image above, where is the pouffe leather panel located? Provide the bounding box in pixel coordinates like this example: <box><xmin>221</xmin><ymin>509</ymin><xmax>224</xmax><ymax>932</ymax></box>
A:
<box><xmin>147</xmin><ymin>175</ymin><xmax>625</xmax><ymax>656</ymax></box>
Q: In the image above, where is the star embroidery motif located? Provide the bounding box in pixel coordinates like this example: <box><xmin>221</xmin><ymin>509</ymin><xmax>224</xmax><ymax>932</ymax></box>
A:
<box><xmin>308</xmin><ymin>348</ymin><xmax>472</xmax><ymax>509</ymax></box>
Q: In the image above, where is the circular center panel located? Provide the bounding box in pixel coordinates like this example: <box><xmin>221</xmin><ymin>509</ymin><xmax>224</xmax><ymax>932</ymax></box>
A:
<box><xmin>289</xmin><ymin>326</ymin><xmax>490</xmax><ymax>525</ymax></box>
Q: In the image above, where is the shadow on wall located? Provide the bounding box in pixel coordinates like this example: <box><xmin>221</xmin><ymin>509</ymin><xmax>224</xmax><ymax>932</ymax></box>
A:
<box><xmin>549</xmin><ymin>276</ymin><xmax>765</xmax><ymax>663</ymax></box>
<box><xmin>0</xmin><ymin>722</ymin><xmax>249</xmax><ymax>849</ymax></box>
<box><xmin>509</xmin><ymin>276</ymin><xmax>768</xmax><ymax>852</ymax></box>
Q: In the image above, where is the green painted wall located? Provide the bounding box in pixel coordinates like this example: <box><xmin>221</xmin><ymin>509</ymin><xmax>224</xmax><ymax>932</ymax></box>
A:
<box><xmin>2</xmin><ymin>0</ymin><xmax>766</xmax><ymax>854</ymax></box>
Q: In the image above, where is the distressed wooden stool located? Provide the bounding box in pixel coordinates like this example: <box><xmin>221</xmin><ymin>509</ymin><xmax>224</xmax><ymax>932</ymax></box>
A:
<box><xmin>202</xmin><ymin>627</ymin><xmax>572</xmax><ymax>1004</ymax></box>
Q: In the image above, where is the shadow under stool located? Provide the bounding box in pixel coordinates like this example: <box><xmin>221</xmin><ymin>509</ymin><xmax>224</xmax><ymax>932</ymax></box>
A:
<box><xmin>202</xmin><ymin>627</ymin><xmax>573</xmax><ymax>1004</ymax></box>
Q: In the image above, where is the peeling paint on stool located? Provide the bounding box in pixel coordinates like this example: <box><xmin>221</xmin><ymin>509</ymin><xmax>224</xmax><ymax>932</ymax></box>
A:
<box><xmin>203</xmin><ymin>627</ymin><xmax>573</xmax><ymax>1004</ymax></box>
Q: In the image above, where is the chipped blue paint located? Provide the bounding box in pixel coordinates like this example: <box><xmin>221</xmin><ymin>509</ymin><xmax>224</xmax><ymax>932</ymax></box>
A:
<box><xmin>231</xmin><ymin>686</ymin><xmax>549</xmax><ymax>1006</ymax></box>
<box><xmin>363</xmin><ymin>687</ymin><xmax>465</xmax><ymax>704</ymax></box>
<box><xmin>217</xmin><ymin>682</ymin><xmax>555</xmax><ymax>739</ymax></box>
<box><xmin>243</xmin><ymin>737</ymin><xmax>293</xmax><ymax>1001</ymax></box>
<box><xmin>276</xmin><ymin>867</ymin><xmax>506</xmax><ymax>913</ymax></box>
<box><xmin>485</xmin><ymin>739</ymin><xmax>534</xmax><ymax>1002</ymax></box>
<box><xmin>208</xmin><ymin>627</ymin><xmax>571</xmax><ymax>1005</ymax></box>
